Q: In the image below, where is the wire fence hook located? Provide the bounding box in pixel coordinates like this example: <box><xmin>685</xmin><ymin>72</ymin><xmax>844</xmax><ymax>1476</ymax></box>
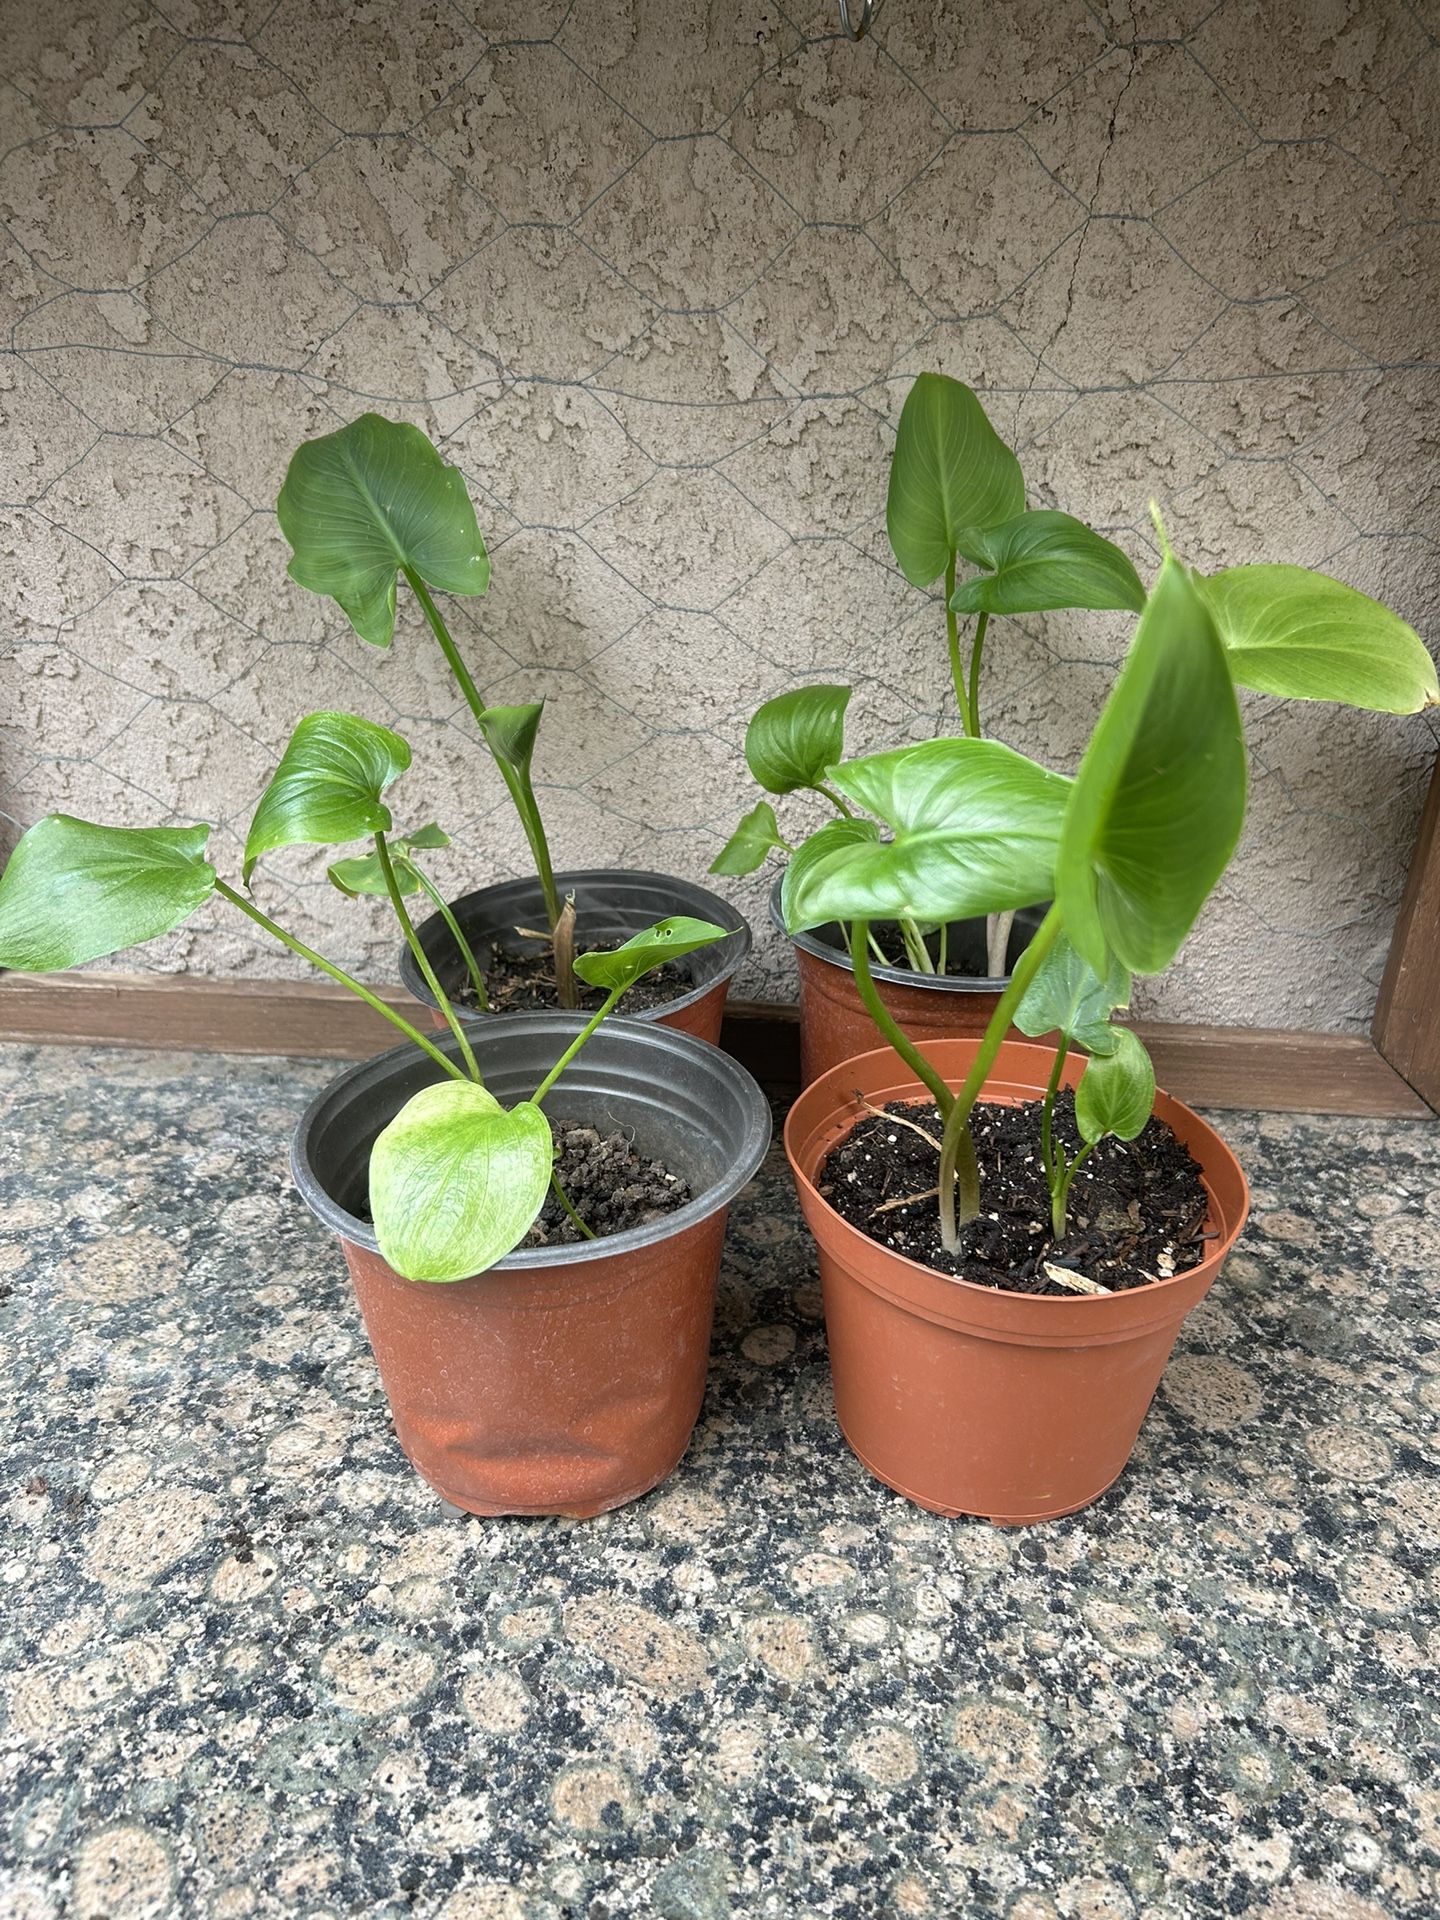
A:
<box><xmin>838</xmin><ymin>0</ymin><xmax>873</xmax><ymax>39</ymax></box>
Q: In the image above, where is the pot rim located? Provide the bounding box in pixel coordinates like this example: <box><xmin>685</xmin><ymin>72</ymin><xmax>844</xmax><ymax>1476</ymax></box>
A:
<box><xmin>291</xmin><ymin>1012</ymin><xmax>772</xmax><ymax>1273</ymax></box>
<box><xmin>768</xmin><ymin>871</ymin><xmax>1040</xmax><ymax>994</ymax></box>
<box><xmin>784</xmin><ymin>1035</ymin><xmax>1250</xmax><ymax>1320</ymax></box>
<box><xmin>403</xmin><ymin>866</ymin><xmax>752</xmax><ymax>1021</ymax></box>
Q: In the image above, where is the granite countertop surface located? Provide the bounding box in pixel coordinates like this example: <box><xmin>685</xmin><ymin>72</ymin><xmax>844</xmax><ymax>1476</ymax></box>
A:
<box><xmin>0</xmin><ymin>1043</ymin><xmax>1437</xmax><ymax>1920</ymax></box>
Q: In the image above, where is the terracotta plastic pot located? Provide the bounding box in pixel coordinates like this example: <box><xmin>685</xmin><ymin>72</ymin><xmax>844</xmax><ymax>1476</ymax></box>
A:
<box><xmin>292</xmin><ymin>1015</ymin><xmax>771</xmax><ymax>1518</ymax></box>
<box><xmin>402</xmin><ymin>869</ymin><xmax>751</xmax><ymax>1044</ymax></box>
<box><xmin>770</xmin><ymin>875</ymin><xmax>1046</xmax><ymax>1083</ymax></box>
<box><xmin>785</xmin><ymin>1036</ymin><xmax>1250</xmax><ymax>1524</ymax></box>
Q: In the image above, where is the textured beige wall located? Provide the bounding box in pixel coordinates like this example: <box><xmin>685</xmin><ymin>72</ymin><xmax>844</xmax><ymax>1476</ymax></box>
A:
<box><xmin>1</xmin><ymin>0</ymin><xmax>1437</xmax><ymax>1029</ymax></box>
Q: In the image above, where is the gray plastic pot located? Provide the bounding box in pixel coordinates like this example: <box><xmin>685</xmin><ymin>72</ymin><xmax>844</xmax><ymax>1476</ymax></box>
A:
<box><xmin>400</xmin><ymin>868</ymin><xmax>752</xmax><ymax>1043</ymax></box>
<box><xmin>291</xmin><ymin>1013</ymin><xmax>772</xmax><ymax>1518</ymax></box>
<box><xmin>769</xmin><ymin>874</ymin><xmax>1048</xmax><ymax>1084</ymax></box>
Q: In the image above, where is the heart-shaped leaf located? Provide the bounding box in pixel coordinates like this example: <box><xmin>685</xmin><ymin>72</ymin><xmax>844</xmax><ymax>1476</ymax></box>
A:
<box><xmin>478</xmin><ymin>702</ymin><xmax>545</xmax><ymax>777</ymax></box>
<box><xmin>886</xmin><ymin>373</ymin><xmax>1026</xmax><ymax>588</ymax></box>
<box><xmin>1195</xmin><ymin>563</ymin><xmax>1439</xmax><ymax>713</ymax></box>
<box><xmin>949</xmin><ymin>510</ymin><xmax>1145</xmax><ymax>617</ymax></box>
<box><xmin>244</xmin><ymin>711</ymin><xmax>412</xmax><ymax>884</ymax></box>
<box><xmin>784</xmin><ymin>739</ymin><xmax>1070</xmax><ymax>932</ymax></box>
<box><xmin>0</xmin><ymin>816</ymin><xmax>216</xmax><ymax>972</ymax></box>
<box><xmin>1015</xmin><ymin>930</ymin><xmax>1131</xmax><ymax>1053</ymax></box>
<box><xmin>369</xmin><ymin>1082</ymin><xmax>552</xmax><ymax>1284</ymax></box>
<box><xmin>780</xmin><ymin>816</ymin><xmax>881</xmax><ymax>931</ymax></box>
<box><xmin>327</xmin><ymin>823</ymin><xmax>451</xmax><ymax>898</ymax></box>
<box><xmin>1075</xmin><ymin>1027</ymin><xmax>1155</xmax><ymax>1145</ymax></box>
<box><xmin>572</xmin><ymin>916</ymin><xmax>728</xmax><ymax>995</ymax></box>
<box><xmin>710</xmin><ymin>801</ymin><xmax>786</xmax><ymax>877</ymax></box>
<box><xmin>744</xmin><ymin>685</ymin><xmax>852</xmax><ymax>796</ymax></box>
<box><xmin>1057</xmin><ymin>553</ymin><xmax>1247</xmax><ymax>977</ymax></box>
<box><xmin>277</xmin><ymin>413</ymin><xmax>490</xmax><ymax>647</ymax></box>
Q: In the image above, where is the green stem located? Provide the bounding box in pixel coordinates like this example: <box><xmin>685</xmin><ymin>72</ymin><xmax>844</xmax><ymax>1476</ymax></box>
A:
<box><xmin>213</xmin><ymin>879</ymin><xmax>466</xmax><ymax>1084</ymax></box>
<box><xmin>944</xmin><ymin>551</ymin><xmax>969</xmax><ymax>732</ymax></box>
<box><xmin>403</xmin><ymin>565</ymin><xmax>562</xmax><ymax>934</ymax></box>
<box><xmin>849</xmin><ymin>920</ymin><xmax>953</xmax><ymax>1119</ymax></box>
<box><xmin>550</xmin><ymin>1170</ymin><xmax>596</xmax><ymax>1240</ymax></box>
<box><xmin>900</xmin><ymin>917</ymin><xmax>935</xmax><ymax>975</ymax></box>
<box><xmin>937</xmin><ymin>920</ymin><xmax>948</xmax><ymax>978</ymax></box>
<box><xmin>867</xmin><ymin>928</ymin><xmax>891</xmax><ymax>969</ymax></box>
<box><xmin>411</xmin><ymin>864</ymin><xmax>488</xmax><ymax>1012</ymax></box>
<box><xmin>815</xmin><ymin>783</ymin><xmax>855</xmax><ymax>819</ymax></box>
<box><xmin>1052</xmin><ymin>1140</ymin><xmax>1096</xmax><ymax>1243</ymax></box>
<box><xmin>530</xmin><ymin>986</ymin><xmax>623</xmax><ymax>1109</ymax></box>
<box><xmin>1039</xmin><ymin>1036</ymin><xmax>1069</xmax><ymax>1186</ymax></box>
<box><xmin>965</xmin><ymin>611</ymin><xmax>989</xmax><ymax>741</ymax></box>
<box><xmin>375</xmin><ymin>835</ymin><xmax>481</xmax><ymax>1084</ymax></box>
<box><xmin>937</xmin><ymin>903</ymin><xmax>1063</xmax><ymax>1252</ymax></box>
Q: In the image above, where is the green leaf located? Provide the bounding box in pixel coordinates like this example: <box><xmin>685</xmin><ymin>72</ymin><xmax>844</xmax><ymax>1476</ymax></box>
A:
<box><xmin>1196</xmin><ymin>563</ymin><xmax>1439</xmax><ymax>713</ymax></box>
<box><xmin>277</xmin><ymin>413</ymin><xmax>490</xmax><ymax>647</ymax></box>
<box><xmin>327</xmin><ymin>825</ymin><xmax>449</xmax><ymax>899</ymax></box>
<box><xmin>744</xmin><ymin>685</ymin><xmax>852</xmax><ymax>796</ymax></box>
<box><xmin>1075</xmin><ymin>1027</ymin><xmax>1155</xmax><ymax>1145</ymax></box>
<box><xmin>1056</xmin><ymin>555</ymin><xmax>1247</xmax><ymax>977</ymax></box>
<box><xmin>1014</xmin><ymin>931</ymin><xmax>1131</xmax><ymax>1053</ymax></box>
<box><xmin>949</xmin><ymin>510</ymin><xmax>1145</xmax><ymax>617</ymax></box>
<box><xmin>478</xmin><ymin>702</ymin><xmax>544</xmax><ymax>778</ymax></box>
<box><xmin>572</xmin><ymin>916</ymin><xmax>729</xmax><ymax>995</ymax></box>
<box><xmin>369</xmin><ymin>1082</ymin><xmax>552</xmax><ymax>1284</ymax></box>
<box><xmin>244</xmin><ymin>711</ymin><xmax>412</xmax><ymax>884</ymax></box>
<box><xmin>886</xmin><ymin>373</ymin><xmax>1026</xmax><ymax>588</ymax></box>
<box><xmin>784</xmin><ymin>739</ymin><xmax>1070</xmax><ymax>932</ymax></box>
<box><xmin>709</xmin><ymin>800</ymin><xmax>786</xmax><ymax>877</ymax></box>
<box><xmin>780</xmin><ymin>816</ymin><xmax>881</xmax><ymax>932</ymax></box>
<box><xmin>0</xmin><ymin>816</ymin><xmax>216</xmax><ymax>972</ymax></box>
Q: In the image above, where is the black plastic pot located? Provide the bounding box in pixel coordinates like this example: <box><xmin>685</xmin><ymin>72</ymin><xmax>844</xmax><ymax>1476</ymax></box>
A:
<box><xmin>768</xmin><ymin>873</ymin><xmax>1048</xmax><ymax>1084</ymax></box>
<box><xmin>401</xmin><ymin>869</ymin><xmax>751</xmax><ymax>1043</ymax></box>
<box><xmin>291</xmin><ymin>1014</ymin><xmax>772</xmax><ymax>1517</ymax></box>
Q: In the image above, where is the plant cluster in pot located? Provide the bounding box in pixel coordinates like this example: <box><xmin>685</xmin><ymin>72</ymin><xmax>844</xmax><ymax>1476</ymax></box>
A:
<box><xmin>0</xmin><ymin>713</ymin><xmax>771</xmax><ymax>1518</ymax></box>
<box><xmin>775</xmin><ymin>507</ymin><xmax>1437</xmax><ymax>1523</ymax></box>
<box><xmin>277</xmin><ymin>415</ymin><xmax>751</xmax><ymax>1043</ymax></box>
<box><xmin>713</xmin><ymin>373</ymin><xmax>1148</xmax><ymax>1083</ymax></box>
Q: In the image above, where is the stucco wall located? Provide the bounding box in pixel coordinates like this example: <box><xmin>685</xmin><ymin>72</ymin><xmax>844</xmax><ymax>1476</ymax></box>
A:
<box><xmin>2</xmin><ymin>0</ymin><xmax>1437</xmax><ymax>1029</ymax></box>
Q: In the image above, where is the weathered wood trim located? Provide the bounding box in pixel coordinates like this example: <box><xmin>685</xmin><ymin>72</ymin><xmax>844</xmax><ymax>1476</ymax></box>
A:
<box><xmin>1373</xmin><ymin>750</ymin><xmax>1440</xmax><ymax>1111</ymax></box>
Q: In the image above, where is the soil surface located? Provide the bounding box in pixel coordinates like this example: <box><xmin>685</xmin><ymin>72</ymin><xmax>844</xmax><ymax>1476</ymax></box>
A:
<box><xmin>525</xmin><ymin>1124</ymin><xmax>692</xmax><ymax>1247</ymax></box>
<box><xmin>819</xmin><ymin>1091</ymin><xmax>1210</xmax><ymax>1294</ymax></box>
<box><xmin>456</xmin><ymin>941</ymin><xmax>691</xmax><ymax>1015</ymax></box>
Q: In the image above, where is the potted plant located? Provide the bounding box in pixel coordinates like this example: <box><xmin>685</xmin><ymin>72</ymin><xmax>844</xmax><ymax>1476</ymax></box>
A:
<box><xmin>712</xmin><ymin>372</ymin><xmax>1146</xmax><ymax>1081</ymax></box>
<box><xmin>775</xmin><ymin>517</ymin><xmax>1436</xmax><ymax>1521</ymax></box>
<box><xmin>0</xmin><ymin>711</ymin><xmax>771</xmax><ymax>1517</ymax></box>
<box><xmin>278</xmin><ymin>415</ymin><xmax>750</xmax><ymax>1041</ymax></box>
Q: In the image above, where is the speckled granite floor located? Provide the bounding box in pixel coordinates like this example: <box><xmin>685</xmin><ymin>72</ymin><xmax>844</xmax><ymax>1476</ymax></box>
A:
<box><xmin>1</xmin><ymin>1045</ymin><xmax>1438</xmax><ymax>1920</ymax></box>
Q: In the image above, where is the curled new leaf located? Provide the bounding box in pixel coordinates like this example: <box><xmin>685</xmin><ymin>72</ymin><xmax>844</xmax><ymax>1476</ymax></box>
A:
<box><xmin>572</xmin><ymin>916</ymin><xmax>728</xmax><ymax>995</ymax></box>
<box><xmin>744</xmin><ymin>685</ymin><xmax>852</xmax><ymax>796</ymax></box>
<box><xmin>328</xmin><ymin>823</ymin><xmax>451</xmax><ymax>898</ymax></box>
<box><xmin>0</xmin><ymin>816</ymin><xmax>217</xmax><ymax>972</ymax></box>
<box><xmin>886</xmin><ymin>373</ymin><xmax>1026</xmax><ymax>588</ymax></box>
<box><xmin>478</xmin><ymin>702</ymin><xmax>544</xmax><ymax>778</ymax></box>
<box><xmin>277</xmin><ymin>413</ymin><xmax>490</xmax><ymax>647</ymax></box>
<box><xmin>1056</xmin><ymin>555</ymin><xmax>1247</xmax><ymax>978</ymax></box>
<box><xmin>369</xmin><ymin>1082</ymin><xmax>552</xmax><ymax>1284</ymax></box>
<box><xmin>710</xmin><ymin>801</ymin><xmax>786</xmax><ymax>877</ymax></box>
<box><xmin>949</xmin><ymin>511</ymin><xmax>1145</xmax><ymax>617</ymax></box>
<box><xmin>1075</xmin><ymin>1027</ymin><xmax>1155</xmax><ymax>1145</ymax></box>
<box><xmin>1015</xmin><ymin>930</ymin><xmax>1131</xmax><ymax>1054</ymax></box>
<box><xmin>244</xmin><ymin>711</ymin><xmax>412</xmax><ymax>884</ymax></box>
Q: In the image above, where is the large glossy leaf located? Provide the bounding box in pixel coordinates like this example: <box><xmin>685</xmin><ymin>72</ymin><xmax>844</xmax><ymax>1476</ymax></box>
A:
<box><xmin>1075</xmin><ymin>1027</ymin><xmax>1155</xmax><ymax>1144</ymax></box>
<box><xmin>784</xmin><ymin>739</ymin><xmax>1070</xmax><ymax>932</ymax></box>
<box><xmin>1196</xmin><ymin>564</ymin><xmax>1439</xmax><ymax>713</ymax></box>
<box><xmin>369</xmin><ymin>1082</ymin><xmax>551</xmax><ymax>1284</ymax></box>
<box><xmin>1014</xmin><ymin>931</ymin><xmax>1131</xmax><ymax>1054</ymax></box>
<box><xmin>744</xmin><ymin>685</ymin><xmax>852</xmax><ymax>796</ymax></box>
<box><xmin>478</xmin><ymin>702</ymin><xmax>544</xmax><ymax>778</ymax></box>
<box><xmin>1057</xmin><ymin>555</ymin><xmax>1247</xmax><ymax>977</ymax></box>
<box><xmin>0</xmin><ymin>816</ymin><xmax>216</xmax><ymax>972</ymax></box>
<box><xmin>886</xmin><ymin>373</ymin><xmax>1026</xmax><ymax>588</ymax></box>
<box><xmin>277</xmin><ymin>413</ymin><xmax>490</xmax><ymax>647</ymax></box>
<box><xmin>572</xmin><ymin>916</ymin><xmax>728</xmax><ymax>995</ymax></box>
<box><xmin>327</xmin><ymin>823</ymin><xmax>450</xmax><ymax>898</ymax></box>
<box><xmin>779</xmin><ymin>816</ymin><xmax>880</xmax><ymax>931</ymax></box>
<box><xmin>244</xmin><ymin>711</ymin><xmax>411</xmax><ymax>883</ymax></box>
<box><xmin>949</xmin><ymin>510</ymin><xmax>1145</xmax><ymax>617</ymax></box>
<box><xmin>709</xmin><ymin>801</ymin><xmax>785</xmax><ymax>877</ymax></box>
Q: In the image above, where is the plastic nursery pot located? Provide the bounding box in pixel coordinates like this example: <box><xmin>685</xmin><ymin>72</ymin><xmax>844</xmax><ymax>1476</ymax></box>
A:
<box><xmin>402</xmin><ymin>869</ymin><xmax>751</xmax><ymax>1043</ymax></box>
<box><xmin>769</xmin><ymin>874</ymin><xmax>1047</xmax><ymax>1085</ymax></box>
<box><xmin>784</xmin><ymin>1036</ymin><xmax>1250</xmax><ymax>1525</ymax></box>
<box><xmin>292</xmin><ymin>1014</ymin><xmax>771</xmax><ymax>1518</ymax></box>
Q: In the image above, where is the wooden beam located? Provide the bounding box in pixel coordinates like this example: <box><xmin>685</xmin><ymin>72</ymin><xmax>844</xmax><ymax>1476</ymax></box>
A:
<box><xmin>1374</xmin><ymin>751</ymin><xmax>1440</xmax><ymax>1111</ymax></box>
<box><xmin>0</xmin><ymin>968</ymin><xmax>1428</xmax><ymax>1117</ymax></box>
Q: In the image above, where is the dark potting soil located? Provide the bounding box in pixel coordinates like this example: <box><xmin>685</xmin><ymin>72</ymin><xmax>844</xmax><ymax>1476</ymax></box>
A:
<box><xmin>819</xmin><ymin>1091</ymin><xmax>1210</xmax><ymax>1296</ymax></box>
<box><xmin>525</xmin><ymin>1124</ymin><xmax>692</xmax><ymax>1247</ymax></box>
<box><xmin>456</xmin><ymin>942</ymin><xmax>691</xmax><ymax>1015</ymax></box>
